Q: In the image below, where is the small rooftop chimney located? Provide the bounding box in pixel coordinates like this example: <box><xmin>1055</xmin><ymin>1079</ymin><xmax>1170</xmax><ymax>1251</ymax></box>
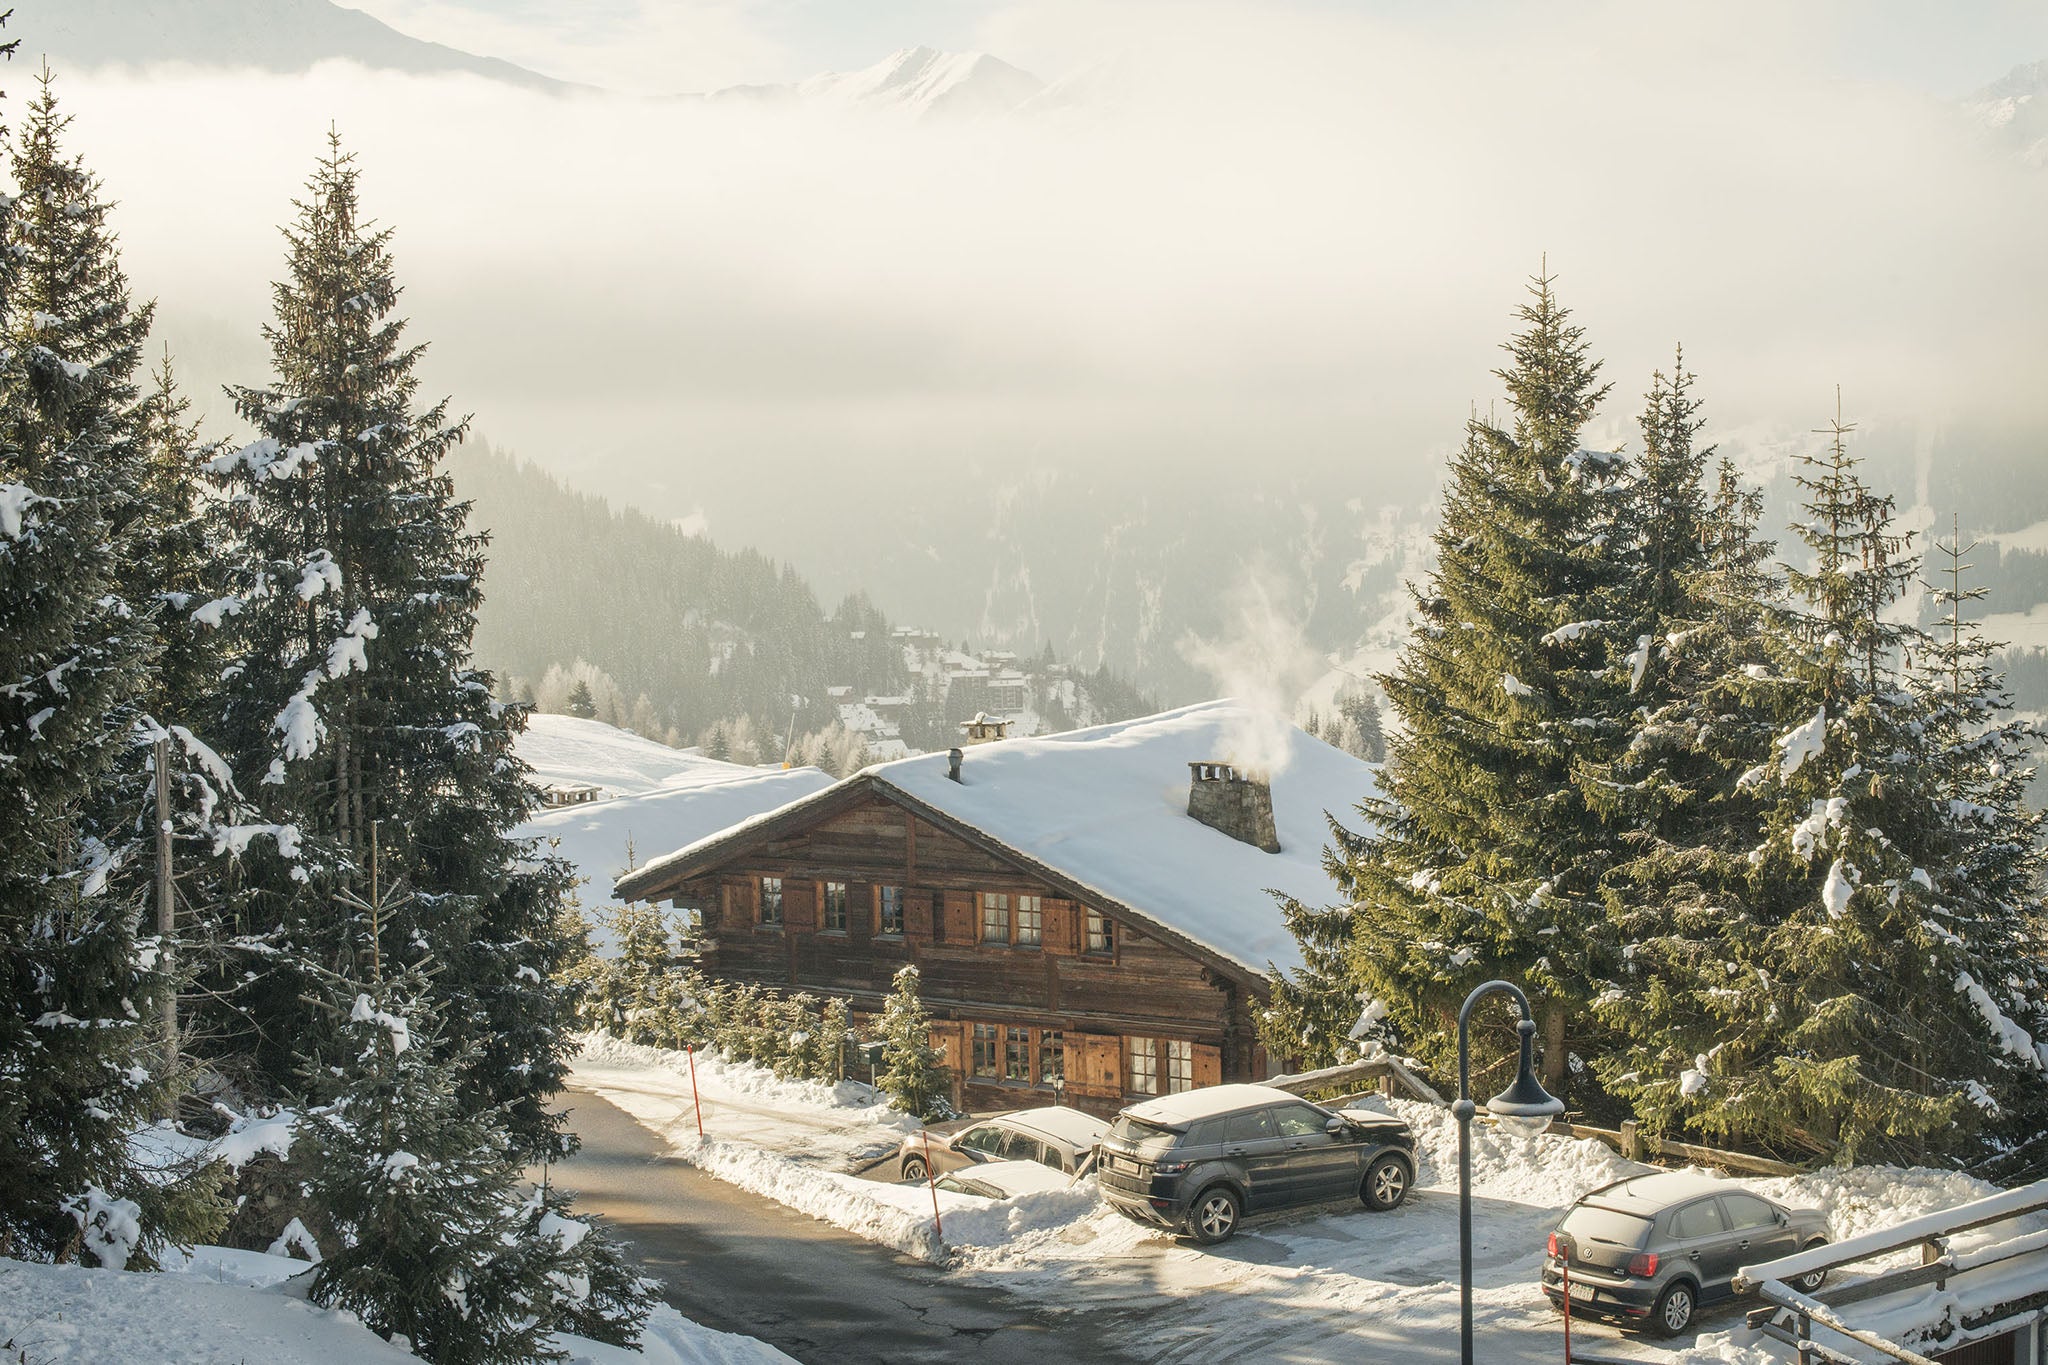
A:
<box><xmin>947</xmin><ymin>747</ymin><xmax>964</xmax><ymax>782</ymax></box>
<box><xmin>959</xmin><ymin>712</ymin><xmax>1009</xmax><ymax>746</ymax></box>
<box><xmin>1187</xmin><ymin>761</ymin><xmax>1280</xmax><ymax>854</ymax></box>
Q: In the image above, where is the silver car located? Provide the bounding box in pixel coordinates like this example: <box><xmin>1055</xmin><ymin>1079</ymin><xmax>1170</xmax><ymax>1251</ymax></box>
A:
<box><xmin>894</xmin><ymin>1105</ymin><xmax>1106</xmax><ymax>1183</ymax></box>
<box><xmin>1541</xmin><ymin>1171</ymin><xmax>1830</xmax><ymax>1337</ymax></box>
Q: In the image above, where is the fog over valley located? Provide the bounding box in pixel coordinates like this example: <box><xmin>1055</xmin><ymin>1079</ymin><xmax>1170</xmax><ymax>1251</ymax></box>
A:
<box><xmin>27</xmin><ymin>0</ymin><xmax>2048</xmax><ymax>705</ymax></box>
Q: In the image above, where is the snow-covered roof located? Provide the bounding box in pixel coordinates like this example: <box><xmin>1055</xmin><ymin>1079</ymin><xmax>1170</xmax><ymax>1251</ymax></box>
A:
<box><xmin>1124</xmin><ymin>1084</ymin><xmax>1307</xmax><ymax>1127</ymax></box>
<box><xmin>938</xmin><ymin>1160</ymin><xmax>1074</xmax><ymax>1199</ymax></box>
<box><xmin>615</xmin><ymin>701</ymin><xmax>1379</xmax><ymax>983</ymax></box>
<box><xmin>1000</xmin><ymin>1104</ymin><xmax>1109</xmax><ymax>1150</ymax></box>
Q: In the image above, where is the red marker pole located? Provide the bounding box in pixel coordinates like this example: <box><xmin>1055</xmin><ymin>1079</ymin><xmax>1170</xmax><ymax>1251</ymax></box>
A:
<box><xmin>922</xmin><ymin>1129</ymin><xmax>942</xmax><ymax>1241</ymax></box>
<box><xmin>1561</xmin><ymin>1261</ymin><xmax>1573</xmax><ymax>1363</ymax></box>
<box><xmin>687</xmin><ymin>1044</ymin><xmax>705</xmax><ymax>1139</ymax></box>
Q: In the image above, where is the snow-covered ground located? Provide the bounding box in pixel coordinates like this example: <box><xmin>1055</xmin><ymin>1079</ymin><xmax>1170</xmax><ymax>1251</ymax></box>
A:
<box><xmin>0</xmin><ymin>1245</ymin><xmax>794</xmax><ymax>1365</ymax></box>
<box><xmin>518</xmin><ymin>714</ymin><xmax>749</xmax><ymax>798</ymax></box>
<box><xmin>571</xmin><ymin>1034</ymin><xmax>2028</xmax><ymax>1364</ymax></box>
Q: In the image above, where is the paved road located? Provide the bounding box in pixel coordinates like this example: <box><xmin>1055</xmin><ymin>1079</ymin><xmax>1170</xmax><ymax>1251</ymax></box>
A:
<box><xmin>548</xmin><ymin>1087</ymin><xmax>1145</xmax><ymax>1365</ymax></box>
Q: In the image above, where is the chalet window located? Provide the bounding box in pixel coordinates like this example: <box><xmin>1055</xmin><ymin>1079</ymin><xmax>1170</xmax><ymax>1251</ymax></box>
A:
<box><xmin>822</xmin><ymin>881</ymin><xmax>848</xmax><ymax>932</ymax></box>
<box><xmin>971</xmin><ymin>1023</ymin><xmax>999</xmax><ymax>1079</ymax></box>
<box><xmin>1004</xmin><ymin>1027</ymin><xmax>1031</xmax><ymax>1082</ymax></box>
<box><xmin>877</xmin><ymin>885</ymin><xmax>904</xmax><ymax>937</ymax></box>
<box><xmin>1015</xmin><ymin>895</ymin><xmax>1043</xmax><ymax>947</ymax></box>
<box><xmin>980</xmin><ymin>893</ymin><xmax>1011</xmax><ymax>944</ymax></box>
<box><xmin>758</xmin><ymin>876</ymin><xmax>784</xmax><ymax>928</ymax></box>
<box><xmin>1127</xmin><ymin>1036</ymin><xmax>1159</xmax><ymax>1095</ymax></box>
<box><xmin>1039</xmin><ymin>1030</ymin><xmax>1064</xmax><ymax>1085</ymax></box>
<box><xmin>1165</xmin><ymin>1039</ymin><xmax>1193</xmax><ymax>1094</ymax></box>
<box><xmin>1086</xmin><ymin>908</ymin><xmax>1113</xmax><ymax>954</ymax></box>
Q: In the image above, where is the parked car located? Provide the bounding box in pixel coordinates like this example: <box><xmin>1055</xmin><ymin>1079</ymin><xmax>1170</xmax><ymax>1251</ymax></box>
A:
<box><xmin>934</xmin><ymin>1159</ymin><xmax>1077</xmax><ymax>1200</ymax></box>
<box><xmin>895</xmin><ymin>1105</ymin><xmax>1106</xmax><ymax>1183</ymax></box>
<box><xmin>1541</xmin><ymin>1171</ymin><xmax>1830</xmax><ymax>1337</ymax></box>
<box><xmin>1094</xmin><ymin>1083</ymin><xmax>1416</xmax><ymax>1245</ymax></box>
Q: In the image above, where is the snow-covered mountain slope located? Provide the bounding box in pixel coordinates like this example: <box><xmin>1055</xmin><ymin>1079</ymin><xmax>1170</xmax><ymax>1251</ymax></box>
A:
<box><xmin>698</xmin><ymin>47</ymin><xmax>1044</xmax><ymax>119</ymax></box>
<box><xmin>513</xmin><ymin>715</ymin><xmax>834</xmax><ymax>919</ymax></box>
<box><xmin>519</xmin><ymin>713</ymin><xmax>748</xmax><ymax>798</ymax></box>
<box><xmin>1967</xmin><ymin>59</ymin><xmax>2048</xmax><ymax>167</ymax></box>
<box><xmin>18</xmin><ymin>0</ymin><xmax>571</xmax><ymax>90</ymax></box>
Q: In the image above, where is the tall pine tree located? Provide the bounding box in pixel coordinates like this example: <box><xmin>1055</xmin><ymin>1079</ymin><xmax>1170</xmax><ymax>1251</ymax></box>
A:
<box><xmin>198</xmin><ymin>134</ymin><xmax>574</xmax><ymax>1159</ymax></box>
<box><xmin>0</xmin><ymin>57</ymin><xmax>184</xmax><ymax>1262</ymax></box>
<box><xmin>1336</xmin><ymin>271</ymin><xmax>1627</xmax><ymax>1099</ymax></box>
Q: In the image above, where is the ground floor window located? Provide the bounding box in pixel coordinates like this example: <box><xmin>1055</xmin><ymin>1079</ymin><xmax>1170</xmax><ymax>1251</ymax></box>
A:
<box><xmin>1128</xmin><ymin>1036</ymin><xmax>1159</xmax><ymax>1095</ymax></box>
<box><xmin>1126</xmin><ymin>1036</ymin><xmax>1192</xmax><ymax>1095</ymax></box>
<box><xmin>878</xmin><ymin>885</ymin><xmax>904</xmax><ymax>936</ymax></box>
<box><xmin>823</xmin><ymin>881</ymin><xmax>848</xmax><ymax>931</ymax></box>
<box><xmin>1165</xmin><ymin>1039</ymin><xmax>1193</xmax><ymax>1094</ymax></box>
<box><xmin>1039</xmin><ymin>1030</ymin><xmax>1064</xmax><ymax>1085</ymax></box>
<box><xmin>1005</xmin><ymin>1026</ymin><xmax>1031</xmax><ymax>1082</ymax></box>
<box><xmin>758</xmin><ymin>876</ymin><xmax>783</xmax><ymax>927</ymax></box>
<box><xmin>971</xmin><ymin>1023</ymin><xmax>999</xmax><ymax>1078</ymax></box>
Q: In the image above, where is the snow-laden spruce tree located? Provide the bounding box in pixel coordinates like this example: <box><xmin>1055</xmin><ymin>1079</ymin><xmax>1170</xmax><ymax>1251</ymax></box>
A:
<box><xmin>1672</xmin><ymin>410</ymin><xmax>2035</xmax><ymax>1163</ymax></box>
<box><xmin>0</xmin><ymin>59</ymin><xmax>207</xmax><ymax>1264</ymax></box>
<box><xmin>198</xmin><ymin>134</ymin><xmax>574</xmax><ymax>1159</ymax></box>
<box><xmin>301</xmin><ymin>959</ymin><xmax>649</xmax><ymax>1364</ymax></box>
<box><xmin>1341</xmin><ymin>271</ymin><xmax>1629</xmax><ymax>1099</ymax></box>
<box><xmin>876</xmin><ymin>966</ymin><xmax>950</xmax><ymax>1119</ymax></box>
<box><xmin>1581</xmin><ymin>365</ymin><xmax>1792</xmax><ymax>1138</ymax></box>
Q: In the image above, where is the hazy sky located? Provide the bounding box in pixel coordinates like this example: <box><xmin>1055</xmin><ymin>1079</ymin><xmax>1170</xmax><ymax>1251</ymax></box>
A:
<box><xmin>41</xmin><ymin>1</ymin><xmax>2048</xmax><ymax>550</ymax></box>
<box><xmin>341</xmin><ymin>0</ymin><xmax>2048</xmax><ymax>96</ymax></box>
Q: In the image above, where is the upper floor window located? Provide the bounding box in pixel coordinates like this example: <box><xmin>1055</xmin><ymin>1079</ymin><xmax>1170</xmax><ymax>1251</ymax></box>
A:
<box><xmin>980</xmin><ymin>892</ymin><xmax>1011</xmax><ymax>944</ymax></box>
<box><xmin>878</xmin><ymin>885</ymin><xmax>904</xmax><ymax>937</ymax></box>
<box><xmin>1015</xmin><ymin>895</ymin><xmax>1043</xmax><ymax>947</ymax></box>
<box><xmin>1086</xmin><ymin>907</ymin><xmax>1114</xmax><ymax>954</ymax></box>
<box><xmin>758</xmin><ymin>876</ymin><xmax>784</xmax><ymax>927</ymax></box>
<box><xmin>1039</xmin><ymin>1030</ymin><xmax>1064</xmax><ymax>1084</ymax></box>
<box><xmin>823</xmin><ymin>881</ymin><xmax>848</xmax><ymax>932</ymax></box>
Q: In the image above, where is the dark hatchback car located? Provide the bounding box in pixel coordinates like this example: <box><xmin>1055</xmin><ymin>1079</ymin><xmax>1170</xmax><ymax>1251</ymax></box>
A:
<box><xmin>1541</xmin><ymin>1172</ymin><xmax>1830</xmax><ymax>1337</ymax></box>
<box><xmin>1095</xmin><ymin>1083</ymin><xmax>1416</xmax><ymax>1244</ymax></box>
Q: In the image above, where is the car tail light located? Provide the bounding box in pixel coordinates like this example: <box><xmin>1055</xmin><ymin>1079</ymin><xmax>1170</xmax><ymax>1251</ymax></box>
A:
<box><xmin>1546</xmin><ymin>1233</ymin><xmax>1562</xmax><ymax>1258</ymax></box>
<box><xmin>1154</xmin><ymin>1160</ymin><xmax>1191</xmax><ymax>1175</ymax></box>
<box><xmin>1628</xmin><ymin>1252</ymin><xmax>1659</xmax><ymax>1278</ymax></box>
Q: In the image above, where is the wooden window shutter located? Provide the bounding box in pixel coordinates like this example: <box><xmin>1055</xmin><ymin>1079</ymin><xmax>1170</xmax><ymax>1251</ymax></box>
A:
<box><xmin>1077</xmin><ymin>1033</ymin><xmax>1121</xmax><ymax>1094</ymax></box>
<box><xmin>783</xmin><ymin>879</ymin><xmax>815</xmax><ymax>931</ymax></box>
<box><xmin>1042</xmin><ymin>898</ymin><xmax>1076</xmax><ymax>956</ymax></box>
<box><xmin>926</xmin><ymin>1021</ymin><xmax>964</xmax><ymax>1070</ymax></box>
<box><xmin>1193</xmin><ymin>1044</ymin><xmax>1223</xmax><ymax>1090</ymax></box>
<box><xmin>944</xmin><ymin>891</ymin><xmax>977</xmax><ymax>944</ymax></box>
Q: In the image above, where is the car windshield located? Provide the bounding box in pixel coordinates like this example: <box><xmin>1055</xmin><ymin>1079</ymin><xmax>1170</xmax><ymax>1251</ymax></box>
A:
<box><xmin>1561</xmin><ymin>1205</ymin><xmax>1653</xmax><ymax>1249</ymax></box>
<box><xmin>1107</xmin><ymin>1115</ymin><xmax>1180</xmax><ymax>1151</ymax></box>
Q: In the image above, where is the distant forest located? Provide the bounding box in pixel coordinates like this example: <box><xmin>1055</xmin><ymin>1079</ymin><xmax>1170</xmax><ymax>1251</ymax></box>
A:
<box><xmin>451</xmin><ymin>442</ymin><xmax>1155</xmax><ymax>748</ymax></box>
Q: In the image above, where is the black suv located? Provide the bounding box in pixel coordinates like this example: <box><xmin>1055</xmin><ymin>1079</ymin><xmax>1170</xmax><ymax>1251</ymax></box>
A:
<box><xmin>1095</xmin><ymin>1083</ymin><xmax>1416</xmax><ymax>1244</ymax></box>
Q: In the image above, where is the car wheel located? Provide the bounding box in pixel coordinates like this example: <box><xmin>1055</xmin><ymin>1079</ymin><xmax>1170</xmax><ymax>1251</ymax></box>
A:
<box><xmin>1187</xmin><ymin>1187</ymin><xmax>1242</xmax><ymax>1245</ymax></box>
<box><xmin>1360</xmin><ymin>1155</ymin><xmax>1411</xmax><ymax>1211</ymax></box>
<box><xmin>1650</xmin><ymin>1281</ymin><xmax>1696</xmax><ymax>1338</ymax></box>
<box><xmin>902</xmin><ymin>1156</ymin><xmax>928</xmax><ymax>1182</ymax></box>
<box><xmin>1792</xmin><ymin>1241</ymin><xmax>1830</xmax><ymax>1294</ymax></box>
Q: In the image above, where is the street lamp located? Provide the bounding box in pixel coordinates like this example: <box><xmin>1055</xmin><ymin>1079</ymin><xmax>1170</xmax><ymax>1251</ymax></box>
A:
<box><xmin>1454</xmin><ymin>980</ymin><xmax>1565</xmax><ymax>1365</ymax></box>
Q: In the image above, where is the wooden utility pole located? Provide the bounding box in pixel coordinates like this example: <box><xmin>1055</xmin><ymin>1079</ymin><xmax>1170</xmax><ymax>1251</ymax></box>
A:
<box><xmin>153</xmin><ymin>737</ymin><xmax>178</xmax><ymax>1064</ymax></box>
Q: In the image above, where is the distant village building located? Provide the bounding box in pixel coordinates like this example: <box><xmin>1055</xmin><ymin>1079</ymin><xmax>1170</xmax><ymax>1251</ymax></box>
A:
<box><xmin>541</xmin><ymin>782</ymin><xmax>605</xmax><ymax>808</ymax></box>
<box><xmin>614</xmin><ymin>701</ymin><xmax>1376</xmax><ymax>1115</ymax></box>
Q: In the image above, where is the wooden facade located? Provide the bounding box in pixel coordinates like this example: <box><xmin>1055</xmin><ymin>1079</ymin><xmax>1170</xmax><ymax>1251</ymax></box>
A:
<box><xmin>619</xmin><ymin>779</ymin><xmax>1277</xmax><ymax>1116</ymax></box>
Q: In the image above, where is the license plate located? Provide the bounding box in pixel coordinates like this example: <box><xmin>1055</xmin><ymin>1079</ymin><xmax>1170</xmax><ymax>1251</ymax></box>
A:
<box><xmin>1111</xmin><ymin>1156</ymin><xmax>1138</xmax><ymax>1174</ymax></box>
<box><xmin>1568</xmin><ymin>1280</ymin><xmax>1596</xmax><ymax>1303</ymax></box>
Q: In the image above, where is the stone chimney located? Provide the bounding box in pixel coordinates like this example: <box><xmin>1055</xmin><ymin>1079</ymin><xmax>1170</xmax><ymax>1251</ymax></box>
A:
<box><xmin>959</xmin><ymin>712</ymin><xmax>1009</xmax><ymax>746</ymax></box>
<box><xmin>1186</xmin><ymin>761</ymin><xmax>1280</xmax><ymax>854</ymax></box>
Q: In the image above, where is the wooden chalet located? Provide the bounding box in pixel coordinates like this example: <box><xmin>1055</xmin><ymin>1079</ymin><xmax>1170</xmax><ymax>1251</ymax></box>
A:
<box><xmin>613</xmin><ymin>701</ymin><xmax>1378</xmax><ymax>1116</ymax></box>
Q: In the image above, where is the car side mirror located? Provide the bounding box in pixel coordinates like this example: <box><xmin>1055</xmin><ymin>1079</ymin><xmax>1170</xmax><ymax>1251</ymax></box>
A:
<box><xmin>1776</xmin><ymin>1211</ymin><xmax>1789</xmax><ymax>1226</ymax></box>
<box><xmin>1326</xmin><ymin>1116</ymin><xmax>1347</xmax><ymax>1134</ymax></box>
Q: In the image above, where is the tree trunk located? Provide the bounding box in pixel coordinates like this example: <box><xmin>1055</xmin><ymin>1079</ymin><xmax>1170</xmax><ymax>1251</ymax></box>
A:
<box><xmin>1541</xmin><ymin>999</ymin><xmax>1568</xmax><ymax>1095</ymax></box>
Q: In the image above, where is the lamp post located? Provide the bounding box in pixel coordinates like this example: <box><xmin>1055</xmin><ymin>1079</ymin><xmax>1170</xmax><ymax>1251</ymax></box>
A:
<box><xmin>1454</xmin><ymin>980</ymin><xmax>1565</xmax><ymax>1365</ymax></box>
